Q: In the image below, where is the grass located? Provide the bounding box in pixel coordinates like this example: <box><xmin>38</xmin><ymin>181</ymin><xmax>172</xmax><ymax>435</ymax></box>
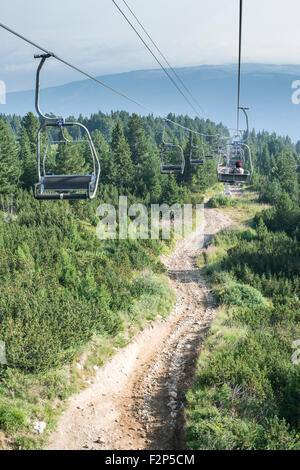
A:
<box><xmin>205</xmin><ymin>189</ymin><xmax>270</xmax><ymax>224</ymax></box>
<box><xmin>220</xmin><ymin>190</ymin><xmax>270</xmax><ymax>225</ymax></box>
<box><xmin>203</xmin><ymin>183</ymin><xmax>225</xmax><ymax>199</ymax></box>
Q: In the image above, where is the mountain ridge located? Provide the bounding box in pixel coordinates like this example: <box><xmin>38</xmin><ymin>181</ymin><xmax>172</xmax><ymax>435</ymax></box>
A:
<box><xmin>2</xmin><ymin>63</ymin><xmax>300</xmax><ymax>140</ymax></box>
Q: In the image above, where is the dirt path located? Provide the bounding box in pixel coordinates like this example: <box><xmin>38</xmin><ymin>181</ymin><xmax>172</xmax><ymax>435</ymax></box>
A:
<box><xmin>46</xmin><ymin>205</ymin><xmax>232</xmax><ymax>451</ymax></box>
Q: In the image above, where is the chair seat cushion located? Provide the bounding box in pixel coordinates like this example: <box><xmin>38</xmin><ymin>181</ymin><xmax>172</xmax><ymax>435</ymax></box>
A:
<box><xmin>42</xmin><ymin>175</ymin><xmax>93</xmax><ymax>191</ymax></box>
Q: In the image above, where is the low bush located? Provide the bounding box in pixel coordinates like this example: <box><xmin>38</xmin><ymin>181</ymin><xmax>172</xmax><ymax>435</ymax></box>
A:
<box><xmin>207</xmin><ymin>195</ymin><xmax>238</xmax><ymax>208</ymax></box>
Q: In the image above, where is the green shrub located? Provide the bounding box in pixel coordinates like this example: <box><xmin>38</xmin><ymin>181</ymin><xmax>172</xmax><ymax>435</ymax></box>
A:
<box><xmin>217</xmin><ymin>281</ymin><xmax>268</xmax><ymax>308</ymax></box>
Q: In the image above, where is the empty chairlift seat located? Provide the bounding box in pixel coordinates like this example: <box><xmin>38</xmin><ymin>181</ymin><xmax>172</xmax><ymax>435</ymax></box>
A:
<box><xmin>189</xmin><ymin>135</ymin><xmax>204</xmax><ymax>166</ymax></box>
<box><xmin>161</xmin><ymin>164</ymin><xmax>183</xmax><ymax>174</ymax></box>
<box><xmin>42</xmin><ymin>175</ymin><xmax>93</xmax><ymax>191</ymax></box>
<box><xmin>160</xmin><ymin>128</ymin><xmax>185</xmax><ymax>175</ymax></box>
<box><xmin>36</xmin><ymin>173</ymin><xmax>98</xmax><ymax>200</ymax></box>
<box><xmin>190</xmin><ymin>133</ymin><xmax>217</xmax><ymax>165</ymax></box>
<box><xmin>33</xmin><ymin>54</ymin><xmax>100</xmax><ymax>200</ymax></box>
<box><xmin>190</xmin><ymin>147</ymin><xmax>204</xmax><ymax>165</ymax></box>
<box><xmin>34</xmin><ymin>121</ymin><xmax>100</xmax><ymax>200</ymax></box>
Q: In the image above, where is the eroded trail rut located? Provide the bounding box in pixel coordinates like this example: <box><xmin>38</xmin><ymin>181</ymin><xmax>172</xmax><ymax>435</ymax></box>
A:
<box><xmin>46</xmin><ymin>206</ymin><xmax>232</xmax><ymax>450</ymax></box>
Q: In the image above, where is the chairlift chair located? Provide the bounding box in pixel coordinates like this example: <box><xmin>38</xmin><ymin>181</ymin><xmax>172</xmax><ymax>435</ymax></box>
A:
<box><xmin>190</xmin><ymin>133</ymin><xmax>216</xmax><ymax>165</ymax></box>
<box><xmin>189</xmin><ymin>134</ymin><xmax>204</xmax><ymax>165</ymax></box>
<box><xmin>160</xmin><ymin>123</ymin><xmax>185</xmax><ymax>175</ymax></box>
<box><xmin>34</xmin><ymin>54</ymin><xmax>100</xmax><ymax>200</ymax></box>
<box><xmin>204</xmin><ymin>134</ymin><xmax>221</xmax><ymax>159</ymax></box>
<box><xmin>217</xmin><ymin>107</ymin><xmax>252</xmax><ymax>184</ymax></box>
<box><xmin>217</xmin><ymin>142</ymin><xmax>253</xmax><ymax>185</ymax></box>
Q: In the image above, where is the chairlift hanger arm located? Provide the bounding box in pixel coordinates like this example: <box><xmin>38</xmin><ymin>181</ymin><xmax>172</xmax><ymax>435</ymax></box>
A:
<box><xmin>35</xmin><ymin>54</ymin><xmax>62</xmax><ymax>123</ymax></box>
<box><xmin>35</xmin><ymin>55</ymin><xmax>90</xmax><ymax>146</ymax></box>
<box><xmin>239</xmin><ymin>107</ymin><xmax>249</xmax><ymax>142</ymax></box>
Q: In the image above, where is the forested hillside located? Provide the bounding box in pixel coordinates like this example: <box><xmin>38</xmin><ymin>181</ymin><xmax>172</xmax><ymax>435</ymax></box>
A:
<box><xmin>0</xmin><ymin>111</ymin><xmax>226</xmax><ymax>201</ymax></box>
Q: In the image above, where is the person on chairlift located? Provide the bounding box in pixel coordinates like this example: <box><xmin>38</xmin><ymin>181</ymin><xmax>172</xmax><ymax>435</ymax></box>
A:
<box><xmin>233</xmin><ymin>160</ymin><xmax>244</xmax><ymax>174</ymax></box>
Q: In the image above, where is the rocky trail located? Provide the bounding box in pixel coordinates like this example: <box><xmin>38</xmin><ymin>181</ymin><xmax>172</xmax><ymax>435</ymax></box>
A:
<box><xmin>46</xmin><ymin>204</ymin><xmax>232</xmax><ymax>451</ymax></box>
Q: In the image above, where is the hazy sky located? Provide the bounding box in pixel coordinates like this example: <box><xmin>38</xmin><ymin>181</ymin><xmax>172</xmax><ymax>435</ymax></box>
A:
<box><xmin>1</xmin><ymin>0</ymin><xmax>300</xmax><ymax>92</ymax></box>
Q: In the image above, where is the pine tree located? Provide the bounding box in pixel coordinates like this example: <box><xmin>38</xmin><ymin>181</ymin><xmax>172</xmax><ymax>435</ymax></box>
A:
<box><xmin>260</xmin><ymin>143</ymin><xmax>271</xmax><ymax>175</ymax></box>
<box><xmin>126</xmin><ymin>113</ymin><xmax>151</xmax><ymax>165</ymax></box>
<box><xmin>111</xmin><ymin>120</ymin><xmax>134</xmax><ymax>189</ymax></box>
<box><xmin>0</xmin><ymin>118</ymin><xmax>20</xmax><ymax>196</ymax></box>
<box><xmin>162</xmin><ymin>175</ymin><xmax>180</xmax><ymax>206</ymax></box>
<box><xmin>126</xmin><ymin>114</ymin><xmax>162</xmax><ymax>199</ymax></box>
<box><xmin>54</xmin><ymin>134</ymin><xmax>88</xmax><ymax>175</ymax></box>
<box><xmin>138</xmin><ymin>151</ymin><xmax>162</xmax><ymax>202</ymax></box>
<box><xmin>19</xmin><ymin>126</ymin><xmax>36</xmax><ymax>190</ymax></box>
<box><xmin>21</xmin><ymin>112</ymin><xmax>40</xmax><ymax>154</ymax></box>
<box><xmin>274</xmin><ymin>152</ymin><xmax>298</xmax><ymax>196</ymax></box>
<box><xmin>91</xmin><ymin>130</ymin><xmax>112</xmax><ymax>182</ymax></box>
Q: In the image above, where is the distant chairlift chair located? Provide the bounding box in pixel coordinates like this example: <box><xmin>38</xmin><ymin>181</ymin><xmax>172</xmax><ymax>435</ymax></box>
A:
<box><xmin>189</xmin><ymin>134</ymin><xmax>215</xmax><ymax>166</ymax></box>
<box><xmin>160</xmin><ymin>124</ymin><xmax>185</xmax><ymax>175</ymax></box>
<box><xmin>34</xmin><ymin>54</ymin><xmax>100</xmax><ymax>200</ymax></box>
<box><xmin>189</xmin><ymin>134</ymin><xmax>204</xmax><ymax>165</ymax></box>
